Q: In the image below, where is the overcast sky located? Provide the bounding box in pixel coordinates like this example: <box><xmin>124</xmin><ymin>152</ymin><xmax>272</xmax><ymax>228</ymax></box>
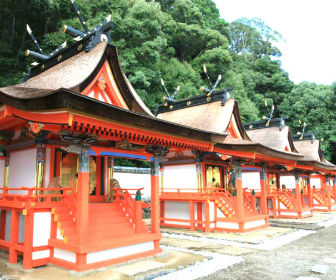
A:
<box><xmin>213</xmin><ymin>0</ymin><xmax>336</xmax><ymax>85</ymax></box>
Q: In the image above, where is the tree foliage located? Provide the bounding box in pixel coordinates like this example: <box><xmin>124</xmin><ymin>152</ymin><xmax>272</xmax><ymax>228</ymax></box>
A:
<box><xmin>0</xmin><ymin>0</ymin><xmax>335</xmax><ymax>162</ymax></box>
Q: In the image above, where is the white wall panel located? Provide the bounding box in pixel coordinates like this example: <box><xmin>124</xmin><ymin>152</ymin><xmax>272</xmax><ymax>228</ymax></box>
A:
<box><xmin>5</xmin><ymin>210</ymin><xmax>11</xmax><ymax>241</ymax></box>
<box><xmin>311</xmin><ymin>177</ymin><xmax>321</xmax><ymax>189</ymax></box>
<box><xmin>164</xmin><ymin>201</ymin><xmax>190</xmax><ymax>226</ymax></box>
<box><xmin>244</xmin><ymin>219</ymin><xmax>265</xmax><ymax>229</ymax></box>
<box><xmin>163</xmin><ymin>164</ymin><xmax>197</xmax><ymax>192</ymax></box>
<box><xmin>242</xmin><ymin>172</ymin><xmax>261</xmax><ymax>190</ymax></box>
<box><xmin>32</xmin><ymin>250</ymin><xmax>50</xmax><ymax>260</ymax></box>
<box><xmin>279</xmin><ymin>175</ymin><xmax>296</xmax><ymax>189</ymax></box>
<box><xmin>0</xmin><ymin>159</ymin><xmax>4</xmax><ymax>191</ymax></box>
<box><xmin>18</xmin><ymin>213</ymin><xmax>25</xmax><ymax>243</ymax></box>
<box><xmin>54</xmin><ymin>248</ymin><xmax>76</xmax><ymax>263</ymax></box>
<box><xmin>113</xmin><ymin>172</ymin><xmax>151</xmax><ymax>199</ymax></box>
<box><xmin>33</xmin><ymin>212</ymin><xmax>51</xmax><ymax>247</ymax></box>
<box><xmin>8</xmin><ymin>148</ymin><xmax>36</xmax><ymax>194</ymax></box>
<box><xmin>87</xmin><ymin>241</ymin><xmax>154</xmax><ymax>264</ymax></box>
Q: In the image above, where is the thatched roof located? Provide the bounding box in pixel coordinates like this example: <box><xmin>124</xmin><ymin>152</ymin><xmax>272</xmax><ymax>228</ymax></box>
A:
<box><xmin>247</xmin><ymin>126</ymin><xmax>298</xmax><ymax>153</ymax></box>
<box><xmin>157</xmin><ymin>99</ymin><xmax>249</xmax><ymax>140</ymax></box>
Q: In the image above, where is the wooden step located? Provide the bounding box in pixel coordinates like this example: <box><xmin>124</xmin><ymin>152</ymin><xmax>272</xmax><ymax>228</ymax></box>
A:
<box><xmin>88</xmin><ymin>210</ymin><xmax>125</xmax><ymax>219</ymax></box>
<box><xmin>89</xmin><ymin>216</ymin><xmax>130</xmax><ymax>225</ymax></box>
<box><xmin>88</xmin><ymin>221</ymin><xmax>133</xmax><ymax>232</ymax></box>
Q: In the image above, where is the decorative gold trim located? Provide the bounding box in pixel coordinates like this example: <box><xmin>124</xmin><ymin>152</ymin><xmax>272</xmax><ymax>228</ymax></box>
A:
<box><xmin>68</xmin><ymin>112</ymin><xmax>74</xmax><ymax>126</ymax></box>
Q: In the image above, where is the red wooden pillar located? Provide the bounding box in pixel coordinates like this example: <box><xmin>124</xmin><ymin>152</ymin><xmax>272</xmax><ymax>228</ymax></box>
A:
<box><xmin>332</xmin><ymin>177</ymin><xmax>336</xmax><ymax>200</ymax></box>
<box><xmin>189</xmin><ymin>201</ymin><xmax>195</xmax><ymax>231</ymax></box>
<box><xmin>307</xmin><ymin>174</ymin><xmax>313</xmax><ymax>208</ymax></box>
<box><xmin>23</xmin><ymin>211</ymin><xmax>34</xmax><ymax>269</ymax></box>
<box><xmin>260</xmin><ymin>166</ymin><xmax>268</xmax><ymax>215</ymax></box>
<box><xmin>204</xmin><ymin>202</ymin><xmax>210</xmax><ymax>232</ymax></box>
<box><xmin>196</xmin><ymin>202</ymin><xmax>203</xmax><ymax>229</ymax></box>
<box><xmin>233</xmin><ymin>161</ymin><xmax>244</xmax><ymax>221</ymax></box>
<box><xmin>9</xmin><ymin>210</ymin><xmax>19</xmax><ymax>264</ymax></box>
<box><xmin>325</xmin><ymin>176</ymin><xmax>332</xmax><ymax>209</ymax></box>
<box><xmin>160</xmin><ymin>200</ymin><xmax>164</xmax><ymax>226</ymax></box>
<box><xmin>295</xmin><ymin>173</ymin><xmax>302</xmax><ymax>213</ymax></box>
<box><xmin>150</xmin><ymin>156</ymin><xmax>160</xmax><ymax>235</ymax></box>
<box><xmin>77</xmin><ymin>145</ymin><xmax>90</xmax><ymax>245</ymax></box>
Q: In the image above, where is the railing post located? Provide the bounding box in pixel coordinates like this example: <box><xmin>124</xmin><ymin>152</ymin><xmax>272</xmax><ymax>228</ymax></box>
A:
<box><xmin>135</xmin><ymin>200</ymin><xmax>143</xmax><ymax>233</ymax></box>
<box><xmin>189</xmin><ymin>201</ymin><xmax>195</xmax><ymax>231</ymax></box>
<box><xmin>23</xmin><ymin>210</ymin><xmax>34</xmax><ymax>269</ymax></box>
<box><xmin>0</xmin><ymin>210</ymin><xmax>6</xmax><ymax>240</ymax></box>
<box><xmin>77</xmin><ymin>145</ymin><xmax>90</xmax><ymax>245</ymax></box>
<box><xmin>9</xmin><ymin>210</ymin><xmax>19</xmax><ymax>264</ymax></box>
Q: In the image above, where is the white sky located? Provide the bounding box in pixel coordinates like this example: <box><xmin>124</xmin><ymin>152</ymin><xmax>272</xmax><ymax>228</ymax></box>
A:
<box><xmin>213</xmin><ymin>0</ymin><xmax>336</xmax><ymax>85</ymax></box>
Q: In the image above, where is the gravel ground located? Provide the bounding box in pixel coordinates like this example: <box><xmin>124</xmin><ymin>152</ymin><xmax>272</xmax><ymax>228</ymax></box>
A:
<box><xmin>200</xmin><ymin>224</ymin><xmax>336</xmax><ymax>280</ymax></box>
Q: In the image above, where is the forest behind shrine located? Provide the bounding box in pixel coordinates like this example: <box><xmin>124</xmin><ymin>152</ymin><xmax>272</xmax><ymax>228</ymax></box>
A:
<box><xmin>1</xmin><ymin>0</ymin><xmax>336</xmax><ymax>162</ymax></box>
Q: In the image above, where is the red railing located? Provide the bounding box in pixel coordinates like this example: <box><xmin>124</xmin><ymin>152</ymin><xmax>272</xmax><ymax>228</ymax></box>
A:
<box><xmin>114</xmin><ymin>188</ymin><xmax>149</xmax><ymax>233</ymax></box>
<box><xmin>312</xmin><ymin>188</ymin><xmax>328</xmax><ymax>205</ymax></box>
<box><xmin>243</xmin><ymin>189</ymin><xmax>258</xmax><ymax>216</ymax></box>
<box><xmin>0</xmin><ymin>187</ymin><xmax>75</xmax><ymax>205</ymax></box>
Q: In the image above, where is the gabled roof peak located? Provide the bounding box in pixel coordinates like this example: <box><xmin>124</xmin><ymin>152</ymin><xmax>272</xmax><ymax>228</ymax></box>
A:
<box><xmin>244</xmin><ymin>117</ymin><xmax>286</xmax><ymax>131</ymax></box>
<box><xmin>155</xmin><ymin>88</ymin><xmax>233</xmax><ymax>115</ymax></box>
<box><xmin>292</xmin><ymin>133</ymin><xmax>315</xmax><ymax>143</ymax></box>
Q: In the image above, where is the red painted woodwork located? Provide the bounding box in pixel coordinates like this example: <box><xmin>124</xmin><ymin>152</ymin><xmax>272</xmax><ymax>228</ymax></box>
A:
<box><xmin>81</xmin><ymin>61</ymin><xmax>129</xmax><ymax>109</ymax></box>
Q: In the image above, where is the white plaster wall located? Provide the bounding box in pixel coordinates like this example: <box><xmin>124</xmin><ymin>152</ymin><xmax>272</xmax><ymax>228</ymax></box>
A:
<box><xmin>32</xmin><ymin>250</ymin><xmax>50</xmax><ymax>260</ymax></box>
<box><xmin>18</xmin><ymin>213</ymin><xmax>25</xmax><ymax>243</ymax></box>
<box><xmin>0</xmin><ymin>159</ymin><xmax>4</xmax><ymax>191</ymax></box>
<box><xmin>209</xmin><ymin>201</ymin><xmax>215</xmax><ymax>222</ymax></box>
<box><xmin>33</xmin><ymin>212</ymin><xmax>51</xmax><ymax>247</ymax></box>
<box><xmin>244</xmin><ymin>219</ymin><xmax>265</xmax><ymax>230</ymax></box>
<box><xmin>5</xmin><ymin>211</ymin><xmax>25</xmax><ymax>242</ymax></box>
<box><xmin>54</xmin><ymin>248</ymin><xmax>76</xmax><ymax>263</ymax></box>
<box><xmin>164</xmin><ymin>201</ymin><xmax>190</xmax><ymax>226</ymax></box>
<box><xmin>86</xmin><ymin>241</ymin><xmax>154</xmax><ymax>264</ymax></box>
<box><xmin>8</xmin><ymin>148</ymin><xmax>37</xmax><ymax>194</ymax></box>
<box><xmin>217</xmin><ymin>222</ymin><xmax>239</xmax><ymax>229</ymax></box>
<box><xmin>280</xmin><ymin>211</ymin><xmax>298</xmax><ymax>216</ymax></box>
<box><xmin>5</xmin><ymin>210</ymin><xmax>11</xmax><ymax>241</ymax></box>
<box><xmin>311</xmin><ymin>177</ymin><xmax>321</xmax><ymax>189</ymax></box>
<box><xmin>242</xmin><ymin>172</ymin><xmax>261</xmax><ymax>190</ymax></box>
<box><xmin>279</xmin><ymin>175</ymin><xmax>296</xmax><ymax>189</ymax></box>
<box><xmin>163</xmin><ymin>164</ymin><xmax>197</xmax><ymax>192</ymax></box>
<box><xmin>113</xmin><ymin>172</ymin><xmax>151</xmax><ymax>199</ymax></box>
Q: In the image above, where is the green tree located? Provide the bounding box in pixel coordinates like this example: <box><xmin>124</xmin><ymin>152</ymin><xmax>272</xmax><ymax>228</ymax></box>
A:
<box><xmin>279</xmin><ymin>82</ymin><xmax>335</xmax><ymax>161</ymax></box>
